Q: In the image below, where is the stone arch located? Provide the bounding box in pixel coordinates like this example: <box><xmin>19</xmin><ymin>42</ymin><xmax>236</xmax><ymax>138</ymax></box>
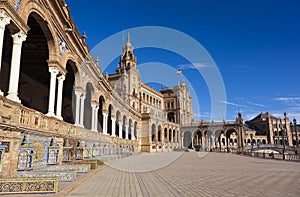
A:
<box><xmin>224</xmin><ymin>128</ymin><xmax>238</xmax><ymax>151</ymax></box>
<box><xmin>158</xmin><ymin>125</ymin><xmax>162</xmax><ymax>143</ymax></box>
<box><xmin>82</xmin><ymin>78</ymin><xmax>97</xmax><ymax>101</ymax></box>
<box><xmin>116</xmin><ymin>111</ymin><xmax>121</xmax><ymax>137</ymax></box>
<box><xmin>122</xmin><ymin>115</ymin><xmax>127</xmax><ymax>139</ymax></box>
<box><xmin>129</xmin><ymin>119</ymin><xmax>134</xmax><ymax>140</ymax></box>
<box><xmin>83</xmin><ymin>83</ymin><xmax>93</xmax><ymax>130</ymax></box>
<box><xmin>169</xmin><ymin>128</ymin><xmax>172</xmax><ymax>143</ymax></box>
<box><xmin>97</xmin><ymin>95</ymin><xmax>106</xmax><ymax>132</ymax></box>
<box><xmin>183</xmin><ymin>130</ymin><xmax>192</xmax><ymax>148</ymax></box>
<box><xmin>193</xmin><ymin>130</ymin><xmax>202</xmax><ymax>147</ymax></box>
<box><xmin>61</xmin><ymin>59</ymin><xmax>77</xmax><ymax>124</ymax></box>
<box><xmin>107</xmin><ymin>104</ymin><xmax>114</xmax><ymax>135</ymax></box>
<box><xmin>164</xmin><ymin>128</ymin><xmax>168</xmax><ymax>142</ymax></box>
<box><xmin>21</xmin><ymin>3</ymin><xmax>58</xmax><ymax>60</ymax></box>
<box><xmin>16</xmin><ymin>12</ymin><xmax>53</xmax><ymax>114</ymax></box>
<box><xmin>151</xmin><ymin>124</ymin><xmax>156</xmax><ymax>143</ymax></box>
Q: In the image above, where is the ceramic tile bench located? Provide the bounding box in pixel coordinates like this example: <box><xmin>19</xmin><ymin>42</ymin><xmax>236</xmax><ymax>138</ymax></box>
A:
<box><xmin>0</xmin><ymin>178</ymin><xmax>58</xmax><ymax>194</ymax></box>
<box><xmin>17</xmin><ymin>171</ymin><xmax>77</xmax><ymax>182</ymax></box>
<box><xmin>34</xmin><ymin>164</ymin><xmax>90</xmax><ymax>173</ymax></box>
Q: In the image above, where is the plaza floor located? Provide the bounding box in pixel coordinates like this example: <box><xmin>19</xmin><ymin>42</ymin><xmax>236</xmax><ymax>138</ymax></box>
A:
<box><xmin>66</xmin><ymin>152</ymin><xmax>300</xmax><ymax>197</ymax></box>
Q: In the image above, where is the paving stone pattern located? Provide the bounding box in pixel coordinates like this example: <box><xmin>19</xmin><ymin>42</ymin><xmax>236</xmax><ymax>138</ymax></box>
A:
<box><xmin>67</xmin><ymin>152</ymin><xmax>300</xmax><ymax>197</ymax></box>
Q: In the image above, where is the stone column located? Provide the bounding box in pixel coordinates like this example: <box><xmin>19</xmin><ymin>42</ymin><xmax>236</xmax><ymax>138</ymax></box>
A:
<box><xmin>118</xmin><ymin>122</ymin><xmax>123</xmax><ymax>138</ymax></box>
<box><xmin>94</xmin><ymin>106</ymin><xmax>98</xmax><ymax>131</ymax></box>
<box><xmin>102</xmin><ymin>112</ymin><xmax>108</xmax><ymax>134</ymax></box>
<box><xmin>79</xmin><ymin>93</ymin><xmax>86</xmax><ymax>127</ymax></box>
<box><xmin>0</xmin><ymin>10</ymin><xmax>10</xmax><ymax>96</ymax></box>
<box><xmin>202</xmin><ymin>136</ymin><xmax>205</xmax><ymax>149</ymax></box>
<box><xmin>91</xmin><ymin>103</ymin><xmax>97</xmax><ymax>131</ymax></box>
<box><xmin>6</xmin><ymin>31</ymin><xmax>26</xmax><ymax>102</ymax></box>
<box><xmin>56</xmin><ymin>75</ymin><xmax>65</xmax><ymax>120</ymax></box>
<box><xmin>181</xmin><ymin>137</ymin><xmax>184</xmax><ymax>149</ymax></box>
<box><xmin>46</xmin><ymin>67</ymin><xmax>59</xmax><ymax>116</ymax></box>
<box><xmin>74</xmin><ymin>90</ymin><xmax>81</xmax><ymax>126</ymax></box>
<box><xmin>136</xmin><ymin>129</ymin><xmax>139</xmax><ymax>141</ymax></box>
<box><xmin>111</xmin><ymin>117</ymin><xmax>116</xmax><ymax>136</ymax></box>
<box><xmin>125</xmin><ymin>125</ymin><xmax>129</xmax><ymax>139</ymax></box>
<box><xmin>191</xmin><ymin>137</ymin><xmax>194</xmax><ymax>148</ymax></box>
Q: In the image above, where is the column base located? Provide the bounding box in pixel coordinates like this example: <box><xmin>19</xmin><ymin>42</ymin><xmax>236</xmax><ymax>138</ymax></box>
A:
<box><xmin>56</xmin><ymin>115</ymin><xmax>63</xmax><ymax>120</ymax></box>
<box><xmin>46</xmin><ymin>112</ymin><xmax>56</xmax><ymax>117</ymax></box>
<box><xmin>6</xmin><ymin>93</ymin><xmax>21</xmax><ymax>103</ymax></box>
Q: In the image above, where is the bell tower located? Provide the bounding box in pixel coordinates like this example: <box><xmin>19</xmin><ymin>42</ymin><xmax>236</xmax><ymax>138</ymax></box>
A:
<box><xmin>116</xmin><ymin>33</ymin><xmax>137</xmax><ymax>73</ymax></box>
<box><xmin>116</xmin><ymin>33</ymin><xmax>140</xmax><ymax>111</ymax></box>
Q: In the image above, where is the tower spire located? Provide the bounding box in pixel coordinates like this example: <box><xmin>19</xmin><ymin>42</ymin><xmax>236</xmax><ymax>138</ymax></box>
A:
<box><xmin>127</xmin><ymin>32</ymin><xmax>130</xmax><ymax>43</ymax></box>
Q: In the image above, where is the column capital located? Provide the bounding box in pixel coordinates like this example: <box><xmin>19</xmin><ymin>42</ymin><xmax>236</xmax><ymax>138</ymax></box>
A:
<box><xmin>11</xmin><ymin>31</ymin><xmax>26</xmax><ymax>45</ymax></box>
<box><xmin>91</xmin><ymin>101</ymin><xmax>99</xmax><ymax>108</ymax></box>
<box><xmin>0</xmin><ymin>9</ymin><xmax>11</xmax><ymax>29</ymax></box>
<box><xmin>57</xmin><ymin>75</ymin><xmax>65</xmax><ymax>82</ymax></box>
<box><xmin>74</xmin><ymin>89</ymin><xmax>83</xmax><ymax>96</ymax></box>
<box><xmin>49</xmin><ymin>67</ymin><xmax>59</xmax><ymax>75</ymax></box>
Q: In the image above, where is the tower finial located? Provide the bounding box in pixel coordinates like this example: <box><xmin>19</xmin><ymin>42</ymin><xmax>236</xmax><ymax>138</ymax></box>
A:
<box><xmin>127</xmin><ymin>32</ymin><xmax>130</xmax><ymax>43</ymax></box>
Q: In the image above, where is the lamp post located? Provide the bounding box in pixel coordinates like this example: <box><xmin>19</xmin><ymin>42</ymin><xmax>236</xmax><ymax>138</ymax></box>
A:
<box><xmin>294</xmin><ymin>118</ymin><xmax>298</xmax><ymax>147</ymax></box>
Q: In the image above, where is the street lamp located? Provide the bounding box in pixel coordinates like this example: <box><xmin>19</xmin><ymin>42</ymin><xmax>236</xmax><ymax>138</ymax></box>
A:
<box><xmin>294</xmin><ymin>118</ymin><xmax>298</xmax><ymax>147</ymax></box>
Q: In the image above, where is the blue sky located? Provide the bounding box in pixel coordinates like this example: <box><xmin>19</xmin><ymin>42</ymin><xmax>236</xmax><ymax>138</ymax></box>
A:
<box><xmin>67</xmin><ymin>0</ymin><xmax>300</xmax><ymax>121</ymax></box>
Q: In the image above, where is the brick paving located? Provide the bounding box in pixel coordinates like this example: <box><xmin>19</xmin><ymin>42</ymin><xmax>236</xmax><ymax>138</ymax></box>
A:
<box><xmin>67</xmin><ymin>152</ymin><xmax>300</xmax><ymax>197</ymax></box>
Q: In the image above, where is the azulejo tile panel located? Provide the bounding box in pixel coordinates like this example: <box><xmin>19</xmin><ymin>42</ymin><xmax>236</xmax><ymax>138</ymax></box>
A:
<box><xmin>0</xmin><ymin>178</ymin><xmax>58</xmax><ymax>194</ymax></box>
<box><xmin>34</xmin><ymin>164</ymin><xmax>90</xmax><ymax>173</ymax></box>
<box><xmin>17</xmin><ymin>171</ymin><xmax>77</xmax><ymax>182</ymax></box>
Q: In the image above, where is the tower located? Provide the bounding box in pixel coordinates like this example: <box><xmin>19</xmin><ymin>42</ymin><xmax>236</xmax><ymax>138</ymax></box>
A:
<box><xmin>116</xmin><ymin>33</ymin><xmax>140</xmax><ymax>111</ymax></box>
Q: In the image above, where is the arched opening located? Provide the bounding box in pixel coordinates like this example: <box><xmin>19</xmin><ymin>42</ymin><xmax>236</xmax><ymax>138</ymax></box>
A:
<box><xmin>164</xmin><ymin>128</ymin><xmax>168</xmax><ymax>142</ymax></box>
<box><xmin>83</xmin><ymin>83</ymin><xmax>93</xmax><ymax>130</ymax></box>
<box><xmin>0</xmin><ymin>28</ymin><xmax>12</xmax><ymax>94</ymax></box>
<box><xmin>167</xmin><ymin>112</ymin><xmax>176</xmax><ymax>123</ymax></box>
<box><xmin>151</xmin><ymin>124</ymin><xmax>156</xmax><ymax>144</ymax></box>
<box><xmin>134</xmin><ymin>121</ymin><xmax>137</xmax><ymax>139</ymax></box>
<box><xmin>18</xmin><ymin>14</ymin><xmax>51</xmax><ymax>113</ymax></box>
<box><xmin>183</xmin><ymin>131</ymin><xmax>192</xmax><ymax>148</ymax></box>
<box><xmin>262</xmin><ymin>139</ymin><xmax>266</xmax><ymax>144</ymax></box>
<box><xmin>122</xmin><ymin>116</ymin><xmax>127</xmax><ymax>139</ymax></box>
<box><xmin>169</xmin><ymin>129</ymin><xmax>173</xmax><ymax>142</ymax></box>
<box><xmin>173</xmin><ymin>130</ymin><xmax>176</xmax><ymax>143</ymax></box>
<box><xmin>97</xmin><ymin>96</ymin><xmax>105</xmax><ymax>132</ymax></box>
<box><xmin>194</xmin><ymin>130</ymin><xmax>202</xmax><ymax>146</ymax></box>
<box><xmin>62</xmin><ymin>61</ymin><xmax>77</xmax><ymax>124</ymax></box>
<box><xmin>128</xmin><ymin>119</ymin><xmax>133</xmax><ymax>140</ymax></box>
<box><xmin>107</xmin><ymin>105</ymin><xmax>113</xmax><ymax>135</ymax></box>
<box><xmin>158</xmin><ymin>125</ymin><xmax>161</xmax><ymax>143</ymax></box>
<box><xmin>226</xmin><ymin>129</ymin><xmax>238</xmax><ymax>151</ymax></box>
<box><xmin>116</xmin><ymin>111</ymin><xmax>121</xmax><ymax>137</ymax></box>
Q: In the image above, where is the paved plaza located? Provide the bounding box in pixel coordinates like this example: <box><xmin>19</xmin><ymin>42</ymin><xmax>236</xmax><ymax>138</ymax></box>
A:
<box><xmin>66</xmin><ymin>152</ymin><xmax>300</xmax><ymax>197</ymax></box>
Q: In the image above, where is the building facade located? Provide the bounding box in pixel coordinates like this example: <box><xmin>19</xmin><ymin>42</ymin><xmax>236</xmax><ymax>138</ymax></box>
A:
<box><xmin>0</xmin><ymin>0</ymin><xmax>298</xmax><ymax>179</ymax></box>
<box><xmin>0</xmin><ymin>0</ymin><xmax>186</xmax><ymax>178</ymax></box>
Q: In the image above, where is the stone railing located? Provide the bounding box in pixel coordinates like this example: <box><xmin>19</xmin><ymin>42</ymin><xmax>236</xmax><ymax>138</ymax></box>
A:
<box><xmin>19</xmin><ymin>105</ymin><xmax>73</xmax><ymax>137</ymax></box>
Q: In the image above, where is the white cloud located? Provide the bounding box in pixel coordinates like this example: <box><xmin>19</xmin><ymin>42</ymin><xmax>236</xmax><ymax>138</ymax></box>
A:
<box><xmin>247</xmin><ymin>101</ymin><xmax>266</xmax><ymax>107</ymax></box>
<box><xmin>220</xmin><ymin>100</ymin><xmax>249</xmax><ymax>108</ymax></box>
<box><xmin>177</xmin><ymin>62</ymin><xmax>212</xmax><ymax>70</ymax></box>
<box><xmin>274</xmin><ymin>97</ymin><xmax>300</xmax><ymax>102</ymax></box>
